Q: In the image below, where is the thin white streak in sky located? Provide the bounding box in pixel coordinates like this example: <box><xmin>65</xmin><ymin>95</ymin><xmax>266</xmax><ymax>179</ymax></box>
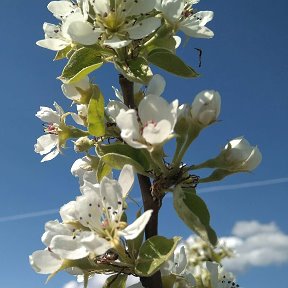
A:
<box><xmin>1</xmin><ymin>177</ymin><xmax>288</xmax><ymax>223</ymax></box>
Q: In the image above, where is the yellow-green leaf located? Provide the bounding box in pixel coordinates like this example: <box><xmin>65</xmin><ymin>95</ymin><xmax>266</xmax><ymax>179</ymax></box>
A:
<box><xmin>147</xmin><ymin>48</ymin><xmax>199</xmax><ymax>78</ymax></box>
<box><xmin>87</xmin><ymin>85</ymin><xmax>105</xmax><ymax>137</ymax></box>
<box><xmin>135</xmin><ymin>236</ymin><xmax>181</xmax><ymax>276</ymax></box>
<box><xmin>59</xmin><ymin>47</ymin><xmax>103</xmax><ymax>83</ymax></box>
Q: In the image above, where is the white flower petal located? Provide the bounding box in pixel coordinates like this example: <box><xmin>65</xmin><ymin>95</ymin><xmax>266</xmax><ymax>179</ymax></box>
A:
<box><xmin>142</xmin><ymin>119</ymin><xmax>172</xmax><ymax>145</ymax></box>
<box><xmin>61</xmin><ymin>76</ymin><xmax>90</xmax><ymax>101</ymax></box>
<box><xmin>118</xmin><ymin>165</ymin><xmax>134</xmax><ymax>198</ymax></box>
<box><xmin>41</xmin><ymin>148</ymin><xmax>60</xmax><ymax>162</ymax></box>
<box><xmin>34</xmin><ymin>134</ymin><xmax>58</xmax><ymax>155</ymax></box>
<box><xmin>119</xmin><ymin>210</ymin><xmax>153</xmax><ymax>240</ymax></box>
<box><xmin>60</xmin><ymin>201</ymin><xmax>77</xmax><ymax>222</ymax></box>
<box><xmin>175</xmin><ymin>246</ymin><xmax>187</xmax><ymax>274</ymax></box>
<box><xmin>36</xmin><ymin>39</ymin><xmax>69</xmax><ymax>51</ymax></box>
<box><xmin>80</xmin><ymin>232</ymin><xmax>112</xmax><ymax>256</ymax></box>
<box><xmin>50</xmin><ymin>234</ymin><xmax>89</xmax><ymax>260</ymax></box>
<box><xmin>29</xmin><ymin>250</ymin><xmax>63</xmax><ymax>274</ymax></box>
<box><xmin>104</xmin><ymin>37</ymin><xmax>131</xmax><ymax>49</ymax></box>
<box><xmin>48</xmin><ymin>1</ymin><xmax>78</xmax><ymax>19</ymax></box>
<box><xmin>127</xmin><ymin>18</ymin><xmax>161</xmax><ymax>39</ymax></box>
<box><xmin>106</xmin><ymin>100</ymin><xmax>128</xmax><ymax>121</ymax></box>
<box><xmin>71</xmin><ymin>113</ymin><xmax>85</xmax><ymax>126</ymax></box>
<box><xmin>92</xmin><ymin>0</ymin><xmax>110</xmax><ymax>15</ymax></box>
<box><xmin>68</xmin><ymin>21</ymin><xmax>101</xmax><ymax>45</ymax></box>
<box><xmin>159</xmin><ymin>0</ymin><xmax>185</xmax><ymax>22</ymax></box>
<box><xmin>206</xmin><ymin>262</ymin><xmax>219</xmax><ymax>288</ymax></box>
<box><xmin>75</xmin><ymin>191</ymin><xmax>102</xmax><ymax>229</ymax></box>
<box><xmin>36</xmin><ymin>106</ymin><xmax>61</xmax><ymax>124</ymax></box>
<box><xmin>116</xmin><ymin>109</ymin><xmax>146</xmax><ymax>149</ymax></box>
<box><xmin>138</xmin><ymin>95</ymin><xmax>176</xmax><ymax>126</ymax></box>
<box><xmin>125</xmin><ymin>0</ymin><xmax>156</xmax><ymax>16</ymax></box>
<box><xmin>41</xmin><ymin>220</ymin><xmax>73</xmax><ymax>247</ymax></box>
<box><xmin>146</xmin><ymin>74</ymin><xmax>166</xmax><ymax>96</ymax></box>
<box><xmin>100</xmin><ymin>177</ymin><xmax>123</xmax><ymax>211</ymax></box>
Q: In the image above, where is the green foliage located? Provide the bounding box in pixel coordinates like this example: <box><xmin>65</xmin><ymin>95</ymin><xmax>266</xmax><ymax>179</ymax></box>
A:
<box><xmin>135</xmin><ymin>236</ymin><xmax>181</xmax><ymax>276</ymax></box>
<box><xmin>115</xmin><ymin>57</ymin><xmax>153</xmax><ymax>84</ymax></box>
<box><xmin>173</xmin><ymin>186</ymin><xmax>217</xmax><ymax>246</ymax></box>
<box><xmin>88</xmin><ymin>85</ymin><xmax>105</xmax><ymax>137</ymax></box>
<box><xmin>147</xmin><ymin>49</ymin><xmax>199</xmax><ymax>78</ymax></box>
<box><xmin>59</xmin><ymin>47</ymin><xmax>104</xmax><ymax>83</ymax></box>
<box><xmin>54</xmin><ymin>46</ymin><xmax>72</xmax><ymax>61</ymax></box>
<box><xmin>103</xmin><ymin>274</ymin><xmax>128</xmax><ymax>288</ymax></box>
<box><xmin>97</xmin><ymin>142</ymin><xmax>150</xmax><ymax>174</ymax></box>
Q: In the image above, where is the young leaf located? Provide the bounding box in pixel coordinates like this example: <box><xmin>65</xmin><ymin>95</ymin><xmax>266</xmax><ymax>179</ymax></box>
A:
<box><xmin>59</xmin><ymin>47</ymin><xmax>103</xmax><ymax>83</ymax></box>
<box><xmin>115</xmin><ymin>57</ymin><xmax>152</xmax><ymax>84</ymax></box>
<box><xmin>88</xmin><ymin>85</ymin><xmax>105</xmax><ymax>137</ymax></box>
<box><xmin>147</xmin><ymin>49</ymin><xmax>199</xmax><ymax>78</ymax></box>
<box><xmin>97</xmin><ymin>142</ymin><xmax>150</xmax><ymax>172</ymax></box>
<box><xmin>173</xmin><ymin>186</ymin><xmax>217</xmax><ymax>245</ymax></box>
<box><xmin>103</xmin><ymin>274</ymin><xmax>128</xmax><ymax>288</ymax></box>
<box><xmin>97</xmin><ymin>159</ymin><xmax>112</xmax><ymax>181</ymax></box>
<box><xmin>135</xmin><ymin>236</ymin><xmax>181</xmax><ymax>276</ymax></box>
<box><xmin>54</xmin><ymin>45</ymin><xmax>72</xmax><ymax>61</ymax></box>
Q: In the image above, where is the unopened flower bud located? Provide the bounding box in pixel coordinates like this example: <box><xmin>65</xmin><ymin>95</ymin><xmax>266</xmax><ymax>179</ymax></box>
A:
<box><xmin>191</xmin><ymin>90</ymin><xmax>221</xmax><ymax>126</ymax></box>
<box><xmin>222</xmin><ymin>137</ymin><xmax>262</xmax><ymax>171</ymax></box>
<box><xmin>73</xmin><ymin>137</ymin><xmax>94</xmax><ymax>152</ymax></box>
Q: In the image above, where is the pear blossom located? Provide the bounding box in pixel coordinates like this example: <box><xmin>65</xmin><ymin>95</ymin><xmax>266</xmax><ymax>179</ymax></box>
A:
<box><xmin>116</xmin><ymin>95</ymin><xmax>178</xmax><ymax>150</ymax></box>
<box><xmin>61</xmin><ymin>76</ymin><xmax>91</xmax><ymax>102</ymax></box>
<box><xmin>29</xmin><ymin>249</ymin><xmax>63</xmax><ymax>274</ymax></box>
<box><xmin>206</xmin><ymin>262</ymin><xmax>240</xmax><ymax>288</ymax></box>
<box><xmin>156</xmin><ymin>0</ymin><xmax>214</xmax><ymax>39</ymax></box>
<box><xmin>30</xmin><ymin>165</ymin><xmax>152</xmax><ymax>268</ymax></box>
<box><xmin>161</xmin><ymin>246</ymin><xmax>196</xmax><ymax>287</ymax></box>
<box><xmin>37</xmin><ymin>2</ymin><xmax>101</xmax><ymax>51</ymax></box>
<box><xmin>71</xmin><ymin>104</ymin><xmax>88</xmax><ymax>126</ymax></box>
<box><xmin>222</xmin><ymin>137</ymin><xmax>262</xmax><ymax>172</ymax></box>
<box><xmin>191</xmin><ymin>90</ymin><xmax>221</xmax><ymax>126</ymax></box>
<box><xmin>34</xmin><ymin>102</ymin><xmax>63</xmax><ymax>162</ymax></box>
<box><xmin>107</xmin><ymin>74</ymin><xmax>166</xmax><ymax>122</ymax></box>
<box><xmin>71</xmin><ymin>156</ymin><xmax>98</xmax><ymax>186</ymax></box>
<box><xmin>38</xmin><ymin>0</ymin><xmax>161</xmax><ymax>51</ymax></box>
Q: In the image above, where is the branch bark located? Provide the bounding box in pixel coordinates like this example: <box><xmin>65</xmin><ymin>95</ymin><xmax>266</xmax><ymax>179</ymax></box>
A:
<box><xmin>119</xmin><ymin>75</ymin><xmax>163</xmax><ymax>288</ymax></box>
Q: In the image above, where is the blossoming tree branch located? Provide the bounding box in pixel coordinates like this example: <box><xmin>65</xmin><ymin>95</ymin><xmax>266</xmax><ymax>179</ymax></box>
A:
<box><xmin>30</xmin><ymin>1</ymin><xmax>262</xmax><ymax>288</ymax></box>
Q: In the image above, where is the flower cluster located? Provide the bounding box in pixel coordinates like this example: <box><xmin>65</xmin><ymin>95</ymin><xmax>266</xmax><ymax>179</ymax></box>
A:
<box><xmin>37</xmin><ymin>0</ymin><xmax>214</xmax><ymax>51</ymax></box>
<box><xmin>30</xmin><ymin>165</ymin><xmax>152</xmax><ymax>275</ymax></box>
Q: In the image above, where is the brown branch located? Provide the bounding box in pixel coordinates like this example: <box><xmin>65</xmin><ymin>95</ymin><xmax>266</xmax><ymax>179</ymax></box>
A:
<box><xmin>119</xmin><ymin>75</ymin><xmax>163</xmax><ymax>288</ymax></box>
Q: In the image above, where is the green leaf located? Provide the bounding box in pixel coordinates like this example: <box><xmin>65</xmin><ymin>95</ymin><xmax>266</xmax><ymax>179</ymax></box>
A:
<box><xmin>54</xmin><ymin>45</ymin><xmax>72</xmax><ymax>61</ymax></box>
<box><xmin>97</xmin><ymin>159</ymin><xmax>112</xmax><ymax>181</ymax></box>
<box><xmin>103</xmin><ymin>274</ymin><xmax>128</xmax><ymax>288</ymax></box>
<box><xmin>88</xmin><ymin>85</ymin><xmax>105</xmax><ymax>137</ymax></box>
<box><xmin>147</xmin><ymin>48</ymin><xmax>199</xmax><ymax>78</ymax></box>
<box><xmin>173</xmin><ymin>186</ymin><xmax>217</xmax><ymax>245</ymax></box>
<box><xmin>59</xmin><ymin>47</ymin><xmax>103</xmax><ymax>83</ymax></box>
<box><xmin>135</xmin><ymin>236</ymin><xmax>181</xmax><ymax>276</ymax></box>
<box><xmin>115</xmin><ymin>57</ymin><xmax>152</xmax><ymax>84</ymax></box>
<box><xmin>97</xmin><ymin>142</ymin><xmax>150</xmax><ymax>173</ymax></box>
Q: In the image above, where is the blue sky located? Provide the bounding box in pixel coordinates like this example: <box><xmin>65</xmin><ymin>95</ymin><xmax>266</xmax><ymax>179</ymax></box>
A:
<box><xmin>0</xmin><ymin>0</ymin><xmax>288</xmax><ymax>287</ymax></box>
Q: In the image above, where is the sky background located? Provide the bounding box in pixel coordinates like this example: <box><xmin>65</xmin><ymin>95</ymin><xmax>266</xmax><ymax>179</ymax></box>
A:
<box><xmin>0</xmin><ymin>0</ymin><xmax>287</xmax><ymax>287</ymax></box>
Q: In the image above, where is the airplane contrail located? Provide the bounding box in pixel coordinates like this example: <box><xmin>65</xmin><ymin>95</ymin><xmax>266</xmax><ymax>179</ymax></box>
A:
<box><xmin>1</xmin><ymin>177</ymin><xmax>288</xmax><ymax>223</ymax></box>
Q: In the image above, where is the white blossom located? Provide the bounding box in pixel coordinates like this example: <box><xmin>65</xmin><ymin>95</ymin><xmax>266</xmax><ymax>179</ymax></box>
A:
<box><xmin>34</xmin><ymin>102</ymin><xmax>63</xmax><ymax>162</ymax></box>
<box><xmin>191</xmin><ymin>90</ymin><xmax>221</xmax><ymax>126</ymax></box>
<box><xmin>115</xmin><ymin>77</ymin><xmax>178</xmax><ymax>150</ymax></box>
<box><xmin>206</xmin><ymin>262</ymin><xmax>240</xmax><ymax>288</ymax></box>
<box><xmin>30</xmin><ymin>165</ymin><xmax>152</xmax><ymax>270</ymax></box>
<box><xmin>61</xmin><ymin>76</ymin><xmax>91</xmax><ymax>102</ymax></box>
<box><xmin>156</xmin><ymin>0</ymin><xmax>214</xmax><ymax>39</ymax></box>
<box><xmin>222</xmin><ymin>137</ymin><xmax>262</xmax><ymax>172</ymax></box>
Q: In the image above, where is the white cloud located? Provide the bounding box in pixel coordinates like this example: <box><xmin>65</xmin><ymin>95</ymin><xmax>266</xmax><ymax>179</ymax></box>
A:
<box><xmin>220</xmin><ymin>221</ymin><xmax>288</xmax><ymax>272</ymax></box>
<box><xmin>62</xmin><ymin>274</ymin><xmax>140</xmax><ymax>288</ymax></box>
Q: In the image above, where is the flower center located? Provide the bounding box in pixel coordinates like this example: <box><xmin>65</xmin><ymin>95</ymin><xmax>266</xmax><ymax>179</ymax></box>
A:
<box><xmin>43</xmin><ymin>123</ymin><xmax>59</xmax><ymax>135</ymax></box>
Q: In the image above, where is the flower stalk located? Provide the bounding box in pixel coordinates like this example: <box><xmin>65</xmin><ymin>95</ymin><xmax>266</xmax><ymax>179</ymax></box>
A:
<box><xmin>119</xmin><ymin>75</ymin><xmax>163</xmax><ymax>288</ymax></box>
